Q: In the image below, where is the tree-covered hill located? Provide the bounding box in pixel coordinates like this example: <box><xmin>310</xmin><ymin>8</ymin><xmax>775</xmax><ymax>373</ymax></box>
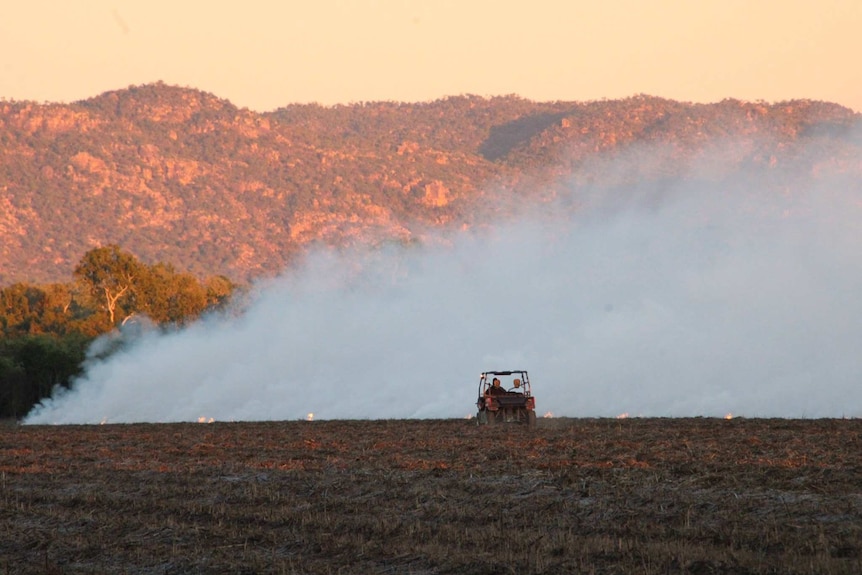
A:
<box><xmin>1</xmin><ymin>83</ymin><xmax>859</xmax><ymax>284</ymax></box>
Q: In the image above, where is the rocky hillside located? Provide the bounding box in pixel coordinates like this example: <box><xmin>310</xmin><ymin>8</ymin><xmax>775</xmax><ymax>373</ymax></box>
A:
<box><xmin>1</xmin><ymin>83</ymin><xmax>859</xmax><ymax>284</ymax></box>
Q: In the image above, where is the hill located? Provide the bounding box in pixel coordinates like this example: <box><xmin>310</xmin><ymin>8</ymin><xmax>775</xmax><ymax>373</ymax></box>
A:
<box><xmin>1</xmin><ymin>83</ymin><xmax>860</xmax><ymax>284</ymax></box>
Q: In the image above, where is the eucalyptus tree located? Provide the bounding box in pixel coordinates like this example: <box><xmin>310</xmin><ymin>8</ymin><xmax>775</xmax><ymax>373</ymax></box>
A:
<box><xmin>74</xmin><ymin>244</ymin><xmax>144</xmax><ymax>326</ymax></box>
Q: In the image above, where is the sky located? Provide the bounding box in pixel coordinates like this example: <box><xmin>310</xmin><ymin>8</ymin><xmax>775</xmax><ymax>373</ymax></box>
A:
<box><xmin>2</xmin><ymin>0</ymin><xmax>860</xmax><ymax>112</ymax></box>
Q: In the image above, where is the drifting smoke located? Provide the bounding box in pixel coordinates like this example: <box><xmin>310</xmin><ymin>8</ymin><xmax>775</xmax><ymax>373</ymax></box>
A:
<box><xmin>25</xmin><ymin>137</ymin><xmax>862</xmax><ymax>423</ymax></box>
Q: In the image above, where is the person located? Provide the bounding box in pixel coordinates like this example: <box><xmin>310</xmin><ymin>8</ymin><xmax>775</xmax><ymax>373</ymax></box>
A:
<box><xmin>487</xmin><ymin>377</ymin><xmax>506</xmax><ymax>395</ymax></box>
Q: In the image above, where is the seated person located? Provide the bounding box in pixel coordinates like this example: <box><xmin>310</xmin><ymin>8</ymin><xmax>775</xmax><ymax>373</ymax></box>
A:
<box><xmin>509</xmin><ymin>378</ymin><xmax>524</xmax><ymax>394</ymax></box>
<box><xmin>486</xmin><ymin>377</ymin><xmax>506</xmax><ymax>395</ymax></box>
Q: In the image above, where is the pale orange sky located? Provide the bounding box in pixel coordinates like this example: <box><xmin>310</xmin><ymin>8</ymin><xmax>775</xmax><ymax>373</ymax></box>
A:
<box><xmin>1</xmin><ymin>0</ymin><xmax>860</xmax><ymax>112</ymax></box>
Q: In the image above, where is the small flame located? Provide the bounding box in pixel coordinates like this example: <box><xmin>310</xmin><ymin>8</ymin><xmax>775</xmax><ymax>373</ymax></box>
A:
<box><xmin>543</xmin><ymin>411</ymin><xmax>554</xmax><ymax>418</ymax></box>
<box><xmin>197</xmin><ymin>416</ymin><xmax>214</xmax><ymax>423</ymax></box>
<box><xmin>616</xmin><ymin>413</ymin><xmax>629</xmax><ymax>419</ymax></box>
<box><xmin>306</xmin><ymin>413</ymin><xmax>314</xmax><ymax>421</ymax></box>
<box><xmin>724</xmin><ymin>413</ymin><xmax>733</xmax><ymax>420</ymax></box>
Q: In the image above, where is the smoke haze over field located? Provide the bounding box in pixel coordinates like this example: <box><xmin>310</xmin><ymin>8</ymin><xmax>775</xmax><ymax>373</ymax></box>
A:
<box><xmin>25</xmin><ymin>140</ymin><xmax>862</xmax><ymax>423</ymax></box>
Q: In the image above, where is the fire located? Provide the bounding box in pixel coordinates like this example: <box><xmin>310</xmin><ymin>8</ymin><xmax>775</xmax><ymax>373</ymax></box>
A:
<box><xmin>616</xmin><ymin>413</ymin><xmax>629</xmax><ymax>419</ymax></box>
<box><xmin>306</xmin><ymin>413</ymin><xmax>314</xmax><ymax>421</ymax></box>
<box><xmin>197</xmin><ymin>416</ymin><xmax>214</xmax><ymax>423</ymax></box>
<box><xmin>725</xmin><ymin>413</ymin><xmax>733</xmax><ymax>420</ymax></box>
<box><xmin>543</xmin><ymin>411</ymin><xmax>554</xmax><ymax>418</ymax></box>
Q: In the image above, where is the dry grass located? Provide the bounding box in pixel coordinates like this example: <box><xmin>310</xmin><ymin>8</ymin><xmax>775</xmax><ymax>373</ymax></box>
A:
<box><xmin>2</xmin><ymin>417</ymin><xmax>861</xmax><ymax>574</ymax></box>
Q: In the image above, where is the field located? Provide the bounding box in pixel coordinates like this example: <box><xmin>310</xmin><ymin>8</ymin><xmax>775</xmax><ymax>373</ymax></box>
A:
<box><xmin>2</xmin><ymin>417</ymin><xmax>862</xmax><ymax>574</ymax></box>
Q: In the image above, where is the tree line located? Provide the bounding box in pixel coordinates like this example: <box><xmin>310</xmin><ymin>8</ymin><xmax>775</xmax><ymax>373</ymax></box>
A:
<box><xmin>0</xmin><ymin>245</ymin><xmax>238</xmax><ymax>419</ymax></box>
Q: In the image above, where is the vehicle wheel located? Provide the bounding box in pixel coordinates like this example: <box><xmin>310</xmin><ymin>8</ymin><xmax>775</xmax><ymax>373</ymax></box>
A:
<box><xmin>477</xmin><ymin>410</ymin><xmax>488</xmax><ymax>425</ymax></box>
<box><xmin>526</xmin><ymin>410</ymin><xmax>537</xmax><ymax>428</ymax></box>
<box><xmin>486</xmin><ymin>410</ymin><xmax>497</xmax><ymax>425</ymax></box>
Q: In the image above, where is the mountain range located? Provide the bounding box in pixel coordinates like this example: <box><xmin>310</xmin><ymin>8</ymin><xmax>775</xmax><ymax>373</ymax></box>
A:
<box><xmin>1</xmin><ymin>82</ymin><xmax>860</xmax><ymax>285</ymax></box>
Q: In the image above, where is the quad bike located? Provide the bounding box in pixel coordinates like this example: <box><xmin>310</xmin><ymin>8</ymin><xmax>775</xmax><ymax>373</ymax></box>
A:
<box><xmin>476</xmin><ymin>370</ymin><xmax>536</xmax><ymax>427</ymax></box>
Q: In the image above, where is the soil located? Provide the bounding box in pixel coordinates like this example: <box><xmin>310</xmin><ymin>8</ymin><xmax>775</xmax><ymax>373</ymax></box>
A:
<box><xmin>2</xmin><ymin>417</ymin><xmax>861</xmax><ymax>574</ymax></box>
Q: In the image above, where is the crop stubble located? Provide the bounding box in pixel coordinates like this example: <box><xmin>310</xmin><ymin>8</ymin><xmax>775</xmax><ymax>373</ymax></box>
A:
<box><xmin>2</xmin><ymin>417</ymin><xmax>861</xmax><ymax>574</ymax></box>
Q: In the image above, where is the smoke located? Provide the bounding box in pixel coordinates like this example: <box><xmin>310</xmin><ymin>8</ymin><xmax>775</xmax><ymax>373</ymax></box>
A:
<box><xmin>25</xmin><ymin>138</ymin><xmax>862</xmax><ymax>423</ymax></box>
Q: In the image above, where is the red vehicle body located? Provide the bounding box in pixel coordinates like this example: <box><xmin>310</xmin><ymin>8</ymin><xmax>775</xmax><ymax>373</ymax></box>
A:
<box><xmin>476</xmin><ymin>370</ymin><xmax>537</xmax><ymax>427</ymax></box>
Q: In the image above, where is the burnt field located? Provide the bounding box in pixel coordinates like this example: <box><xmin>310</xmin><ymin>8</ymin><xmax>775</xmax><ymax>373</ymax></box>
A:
<box><xmin>2</xmin><ymin>417</ymin><xmax>862</xmax><ymax>574</ymax></box>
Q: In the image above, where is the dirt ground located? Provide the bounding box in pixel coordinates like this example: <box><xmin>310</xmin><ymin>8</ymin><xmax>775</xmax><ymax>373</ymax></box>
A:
<box><xmin>2</xmin><ymin>417</ymin><xmax>861</xmax><ymax>574</ymax></box>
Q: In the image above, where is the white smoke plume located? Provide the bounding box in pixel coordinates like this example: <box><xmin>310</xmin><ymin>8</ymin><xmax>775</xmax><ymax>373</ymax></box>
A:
<box><xmin>25</xmin><ymin>137</ymin><xmax>862</xmax><ymax>423</ymax></box>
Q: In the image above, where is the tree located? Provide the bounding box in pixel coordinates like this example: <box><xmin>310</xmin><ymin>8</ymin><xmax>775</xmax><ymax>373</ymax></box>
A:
<box><xmin>0</xmin><ymin>283</ymin><xmax>46</xmax><ymax>335</ymax></box>
<box><xmin>134</xmin><ymin>262</ymin><xmax>209</xmax><ymax>325</ymax></box>
<box><xmin>74</xmin><ymin>245</ymin><xmax>144</xmax><ymax>326</ymax></box>
<box><xmin>0</xmin><ymin>333</ymin><xmax>89</xmax><ymax>419</ymax></box>
<box><xmin>39</xmin><ymin>283</ymin><xmax>74</xmax><ymax>333</ymax></box>
<box><xmin>204</xmin><ymin>274</ymin><xmax>236</xmax><ymax>310</ymax></box>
